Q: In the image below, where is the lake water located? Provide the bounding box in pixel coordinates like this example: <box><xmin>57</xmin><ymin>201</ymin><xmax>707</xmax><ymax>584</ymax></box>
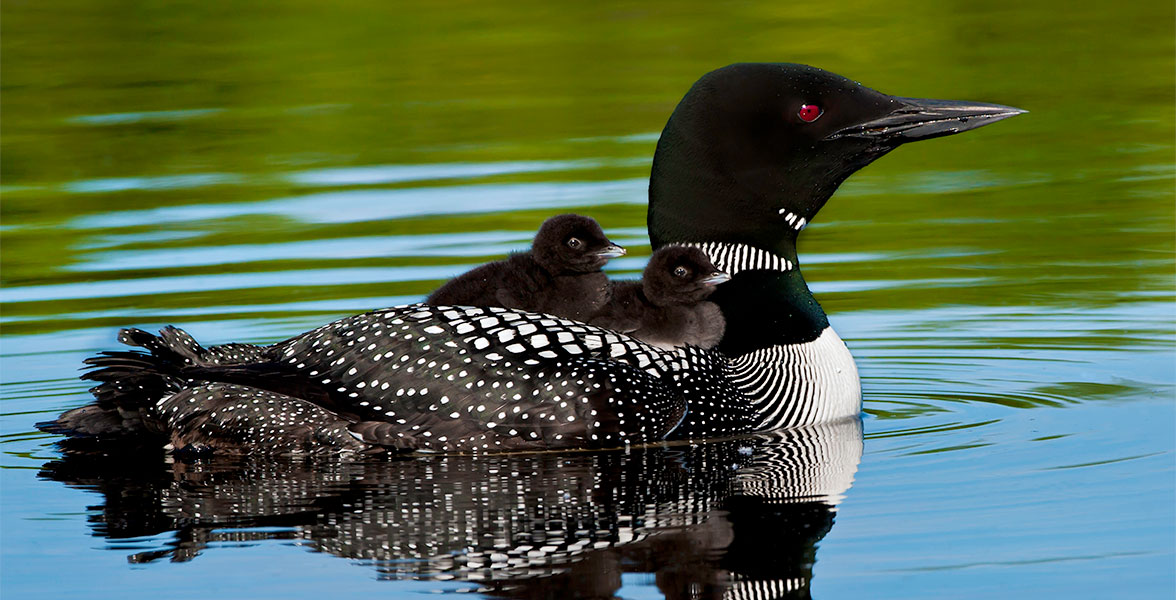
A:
<box><xmin>2</xmin><ymin>1</ymin><xmax>1173</xmax><ymax>598</ymax></box>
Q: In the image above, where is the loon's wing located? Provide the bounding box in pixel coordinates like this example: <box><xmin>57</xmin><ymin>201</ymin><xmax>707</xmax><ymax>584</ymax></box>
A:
<box><xmin>49</xmin><ymin>304</ymin><xmax>719</xmax><ymax>453</ymax></box>
<box><xmin>156</xmin><ymin>382</ymin><xmax>375</xmax><ymax>456</ymax></box>
<box><xmin>252</xmin><ymin>303</ymin><xmax>692</xmax><ymax>451</ymax></box>
<box><xmin>47</xmin><ymin>303</ymin><xmax>753</xmax><ymax>453</ymax></box>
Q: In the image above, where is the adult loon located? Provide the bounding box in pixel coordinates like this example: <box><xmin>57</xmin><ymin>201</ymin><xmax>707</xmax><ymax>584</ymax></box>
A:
<box><xmin>40</xmin><ymin>63</ymin><xmax>1023</xmax><ymax>454</ymax></box>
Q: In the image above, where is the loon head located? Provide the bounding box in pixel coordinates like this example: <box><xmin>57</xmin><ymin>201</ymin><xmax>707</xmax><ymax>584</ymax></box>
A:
<box><xmin>648</xmin><ymin>63</ymin><xmax>1025</xmax><ymax>253</ymax></box>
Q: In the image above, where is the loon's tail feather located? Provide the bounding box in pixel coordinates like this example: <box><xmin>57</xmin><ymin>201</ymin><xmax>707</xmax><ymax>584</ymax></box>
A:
<box><xmin>39</xmin><ymin>374</ymin><xmax>182</xmax><ymax>441</ymax></box>
<box><xmin>42</xmin><ymin>327</ymin><xmax>374</xmax><ymax>456</ymax></box>
<box><xmin>38</xmin><ymin>327</ymin><xmax>224</xmax><ymax>441</ymax></box>
<box><xmin>111</xmin><ymin>326</ymin><xmax>205</xmax><ymax>366</ymax></box>
<box><xmin>104</xmin><ymin>326</ymin><xmax>268</xmax><ymax>369</ymax></box>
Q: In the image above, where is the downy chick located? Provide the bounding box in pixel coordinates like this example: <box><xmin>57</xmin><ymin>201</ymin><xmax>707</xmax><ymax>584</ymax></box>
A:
<box><xmin>427</xmin><ymin>214</ymin><xmax>625</xmax><ymax>321</ymax></box>
<box><xmin>590</xmin><ymin>245</ymin><xmax>729</xmax><ymax>349</ymax></box>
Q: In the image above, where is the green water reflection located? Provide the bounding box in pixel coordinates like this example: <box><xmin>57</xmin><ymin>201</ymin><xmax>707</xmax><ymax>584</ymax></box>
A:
<box><xmin>3</xmin><ymin>1</ymin><xmax>1172</xmax><ymax>329</ymax></box>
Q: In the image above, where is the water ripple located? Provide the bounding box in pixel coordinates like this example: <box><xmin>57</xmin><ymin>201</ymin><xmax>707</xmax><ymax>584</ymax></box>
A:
<box><xmin>69</xmin><ymin>179</ymin><xmax>648</xmax><ymax>229</ymax></box>
<box><xmin>285</xmin><ymin>159</ymin><xmax>636</xmax><ymax>186</ymax></box>
<box><xmin>0</xmin><ymin>268</ymin><xmax>448</xmax><ymax>303</ymax></box>
<box><xmin>65</xmin><ymin>108</ymin><xmax>225</xmax><ymax>126</ymax></box>
<box><xmin>67</xmin><ymin>232</ymin><xmax>538</xmax><ymax>271</ymax></box>
<box><xmin>63</xmin><ymin>173</ymin><xmax>242</xmax><ymax>194</ymax></box>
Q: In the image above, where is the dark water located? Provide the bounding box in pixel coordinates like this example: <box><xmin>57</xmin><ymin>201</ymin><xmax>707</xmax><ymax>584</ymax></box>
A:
<box><xmin>2</xmin><ymin>1</ymin><xmax>1174</xmax><ymax>598</ymax></box>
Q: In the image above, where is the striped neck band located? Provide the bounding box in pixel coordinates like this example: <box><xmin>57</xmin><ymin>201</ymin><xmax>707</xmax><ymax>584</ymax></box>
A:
<box><xmin>675</xmin><ymin>242</ymin><xmax>794</xmax><ymax>276</ymax></box>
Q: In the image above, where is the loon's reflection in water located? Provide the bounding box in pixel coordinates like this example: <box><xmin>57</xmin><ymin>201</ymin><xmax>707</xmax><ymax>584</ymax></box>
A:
<box><xmin>39</xmin><ymin>418</ymin><xmax>861</xmax><ymax>599</ymax></box>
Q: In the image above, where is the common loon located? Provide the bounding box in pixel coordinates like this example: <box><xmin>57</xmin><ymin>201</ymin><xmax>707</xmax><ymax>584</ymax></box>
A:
<box><xmin>40</xmin><ymin>63</ymin><xmax>1023</xmax><ymax>455</ymax></box>
<box><xmin>426</xmin><ymin>213</ymin><xmax>625</xmax><ymax>321</ymax></box>
<box><xmin>589</xmin><ymin>245</ymin><xmax>729</xmax><ymax>349</ymax></box>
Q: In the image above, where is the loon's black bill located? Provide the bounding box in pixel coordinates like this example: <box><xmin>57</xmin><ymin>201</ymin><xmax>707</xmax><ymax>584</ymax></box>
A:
<box><xmin>596</xmin><ymin>245</ymin><xmax>627</xmax><ymax>258</ymax></box>
<box><xmin>827</xmin><ymin>97</ymin><xmax>1026</xmax><ymax>142</ymax></box>
<box><xmin>701</xmin><ymin>272</ymin><xmax>731</xmax><ymax>285</ymax></box>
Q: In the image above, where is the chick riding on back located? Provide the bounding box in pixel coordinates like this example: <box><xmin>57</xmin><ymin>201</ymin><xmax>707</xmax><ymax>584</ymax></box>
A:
<box><xmin>590</xmin><ymin>246</ymin><xmax>729</xmax><ymax>349</ymax></box>
<box><xmin>426</xmin><ymin>214</ymin><xmax>625</xmax><ymax>321</ymax></box>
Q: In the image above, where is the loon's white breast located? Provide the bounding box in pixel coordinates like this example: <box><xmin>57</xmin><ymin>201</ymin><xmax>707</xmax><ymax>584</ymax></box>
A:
<box><xmin>727</xmin><ymin>326</ymin><xmax>861</xmax><ymax>431</ymax></box>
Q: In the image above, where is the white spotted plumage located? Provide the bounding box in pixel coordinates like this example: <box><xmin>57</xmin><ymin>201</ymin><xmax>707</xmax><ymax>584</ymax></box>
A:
<box><xmin>75</xmin><ymin>299</ymin><xmax>859</xmax><ymax>454</ymax></box>
<box><xmin>246</xmin><ymin>304</ymin><xmax>705</xmax><ymax>451</ymax></box>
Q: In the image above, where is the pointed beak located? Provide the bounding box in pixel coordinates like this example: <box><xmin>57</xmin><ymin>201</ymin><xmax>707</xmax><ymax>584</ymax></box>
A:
<box><xmin>826</xmin><ymin>97</ymin><xmax>1026</xmax><ymax>143</ymax></box>
<box><xmin>595</xmin><ymin>244</ymin><xmax>626</xmax><ymax>259</ymax></box>
<box><xmin>700</xmin><ymin>271</ymin><xmax>731</xmax><ymax>286</ymax></box>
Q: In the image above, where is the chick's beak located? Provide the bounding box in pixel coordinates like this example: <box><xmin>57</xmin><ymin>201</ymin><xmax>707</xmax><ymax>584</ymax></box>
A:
<box><xmin>700</xmin><ymin>271</ymin><xmax>731</xmax><ymax>285</ymax></box>
<box><xmin>595</xmin><ymin>244</ymin><xmax>627</xmax><ymax>259</ymax></box>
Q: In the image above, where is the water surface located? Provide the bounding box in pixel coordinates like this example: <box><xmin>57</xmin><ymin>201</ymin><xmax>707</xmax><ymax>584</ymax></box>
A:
<box><xmin>2</xmin><ymin>1</ymin><xmax>1174</xmax><ymax>598</ymax></box>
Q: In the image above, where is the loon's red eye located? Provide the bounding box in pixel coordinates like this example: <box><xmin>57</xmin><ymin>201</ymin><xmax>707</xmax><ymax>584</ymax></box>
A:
<box><xmin>798</xmin><ymin>104</ymin><xmax>823</xmax><ymax>123</ymax></box>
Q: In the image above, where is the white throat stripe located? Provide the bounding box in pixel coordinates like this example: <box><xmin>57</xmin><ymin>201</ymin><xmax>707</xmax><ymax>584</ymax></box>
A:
<box><xmin>677</xmin><ymin>242</ymin><xmax>793</xmax><ymax>276</ymax></box>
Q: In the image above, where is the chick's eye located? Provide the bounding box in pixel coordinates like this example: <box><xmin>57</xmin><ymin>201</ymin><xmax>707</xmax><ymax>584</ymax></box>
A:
<box><xmin>798</xmin><ymin>104</ymin><xmax>823</xmax><ymax>123</ymax></box>
<box><xmin>566</xmin><ymin>237</ymin><xmax>582</xmax><ymax>249</ymax></box>
<box><xmin>673</xmin><ymin>266</ymin><xmax>689</xmax><ymax>277</ymax></box>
